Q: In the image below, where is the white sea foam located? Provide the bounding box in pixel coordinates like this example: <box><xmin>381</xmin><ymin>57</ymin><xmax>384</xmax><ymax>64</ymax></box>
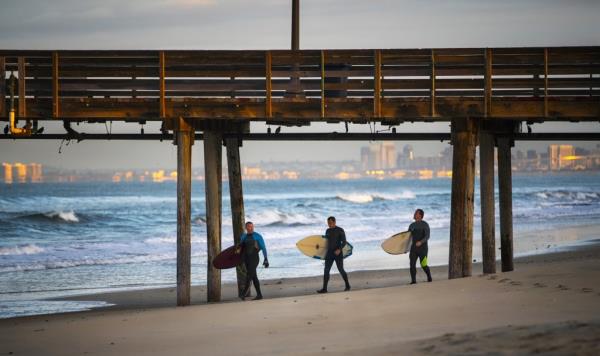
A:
<box><xmin>44</xmin><ymin>211</ymin><xmax>79</xmax><ymax>223</ymax></box>
<box><xmin>336</xmin><ymin>191</ymin><xmax>416</xmax><ymax>203</ymax></box>
<box><xmin>0</xmin><ymin>244</ymin><xmax>45</xmax><ymax>256</ymax></box>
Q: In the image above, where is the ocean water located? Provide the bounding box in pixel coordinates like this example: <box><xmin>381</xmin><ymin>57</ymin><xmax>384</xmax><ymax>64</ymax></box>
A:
<box><xmin>1</xmin><ymin>172</ymin><xmax>600</xmax><ymax>318</ymax></box>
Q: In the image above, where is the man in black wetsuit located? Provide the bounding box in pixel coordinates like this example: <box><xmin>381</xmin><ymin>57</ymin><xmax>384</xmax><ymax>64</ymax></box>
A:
<box><xmin>408</xmin><ymin>209</ymin><xmax>432</xmax><ymax>284</ymax></box>
<box><xmin>238</xmin><ymin>221</ymin><xmax>269</xmax><ymax>301</ymax></box>
<box><xmin>317</xmin><ymin>216</ymin><xmax>351</xmax><ymax>293</ymax></box>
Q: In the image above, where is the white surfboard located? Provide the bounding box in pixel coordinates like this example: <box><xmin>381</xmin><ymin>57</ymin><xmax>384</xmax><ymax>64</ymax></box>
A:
<box><xmin>381</xmin><ymin>231</ymin><xmax>412</xmax><ymax>255</ymax></box>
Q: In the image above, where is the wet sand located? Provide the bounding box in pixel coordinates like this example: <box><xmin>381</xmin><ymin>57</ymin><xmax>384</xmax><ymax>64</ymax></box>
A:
<box><xmin>2</xmin><ymin>240</ymin><xmax>599</xmax><ymax>355</ymax></box>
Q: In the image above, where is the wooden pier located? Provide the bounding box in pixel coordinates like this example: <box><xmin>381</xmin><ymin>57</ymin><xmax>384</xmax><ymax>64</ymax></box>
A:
<box><xmin>1</xmin><ymin>46</ymin><xmax>598</xmax><ymax>304</ymax></box>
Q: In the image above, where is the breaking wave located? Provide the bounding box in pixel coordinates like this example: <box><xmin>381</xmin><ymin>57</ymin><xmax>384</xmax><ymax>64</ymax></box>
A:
<box><xmin>336</xmin><ymin>191</ymin><xmax>416</xmax><ymax>204</ymax></box>
<box><xmin>0</xmin><ymin>244</ymin><xmax>45</xmax><ymax>256</ymax></box>
<box><xmin>18</xmin><ymin>210</ymin><xmax>80</xmax><ymax>223</ymax></box>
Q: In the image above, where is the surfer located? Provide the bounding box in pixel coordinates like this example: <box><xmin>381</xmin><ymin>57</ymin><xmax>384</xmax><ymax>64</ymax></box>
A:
<box><xmin>317</xmin><ymin>216</ymin><xmax>351</xmax><ymax>293</ymax></box>
<box><xmin>239</xmin><ymin>221</ymin><xmax>269</xmax><ymax>300</ymax></box>
<box><xmin>408</xmin><ymin>209</ymin><xmax>432</xmax><ymax>284</ymax></box>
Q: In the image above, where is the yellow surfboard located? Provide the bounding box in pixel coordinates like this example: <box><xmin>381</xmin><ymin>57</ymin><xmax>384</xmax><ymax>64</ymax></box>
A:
<box><xmin>381</xmin><ymin>231</ymin><xmax>412</xmax><ymax>255</ymax></box>
<box><xmin>296</xmin><ymin>235</ymin><xmax>353</xmax><ymax>260</ymax></box>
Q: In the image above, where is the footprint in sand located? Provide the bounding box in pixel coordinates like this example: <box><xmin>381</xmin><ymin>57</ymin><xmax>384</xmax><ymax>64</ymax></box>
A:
<box><xmin>556</xmin><ymin>284</ymin><xmax>570</xmax><ymax>291</ymax></box>
<box><xmin>533</xmin><ymin>283</ymin><xmax>547</xmax><ymax>288</ymax></box>
<box><xmin>581</xmin><ymin>288</ymin><xmax>593</xmax><ymax>293</ymax></box>
<box><xmin>498</xmin><ymin>278</ymin><xmax>510</xmax><ymax>283</ymax></box>
<box><xmin>510</xmin><ymin>281</ymin><xmax>523</xmax><ymax>286</ymax></box>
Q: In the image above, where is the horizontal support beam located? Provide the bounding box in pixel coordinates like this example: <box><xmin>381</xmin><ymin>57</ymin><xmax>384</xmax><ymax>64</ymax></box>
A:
<box><xmin>1</xmin><ymin>132</ymin><xmax>599</xmax><ymax>141</ymax></box>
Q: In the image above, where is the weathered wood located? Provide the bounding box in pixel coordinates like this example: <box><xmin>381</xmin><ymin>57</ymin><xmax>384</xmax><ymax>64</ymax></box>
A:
<box><xmin>485</xmin><ymin>48</ymin><xmax>492</xmax><ymax>117</ymax></box>
<box><xmin>0</xmin><ymin>56</ymin><xmax>5</xmax><ymax>117</ymax></box>
<box><xmin>176</xmin><ymin>117</ymin><xmax>193</xmax><ymax>306</ymax></box>
<box><xmin>544</xmin><ymin>48</ymin><xmax>549</xmax><ymax>118</ymax></box>
<box><xmin>320</xmin><ymin>50</ymin><xmax>325</xmax><ymax>118</ymax></box>
<box><xmin>497</xmin><ymin>136</ymin><xmax>514</xmax><ymax>272</ymax></box>
<box><xmin>159</xmin><ymin>51</ymin><xmax>166</xmax><ymax>118</ymax></box>
<box><xmin>204</xmin><ymin>129</ymin><xmax>223</xmax><ymax>302</ymax></box>
<box><xmin>18</xmin><ymin>57</ymin><xmax>26</xmax><ymax>118</ymax></box>
<box><xmin>265</xmin><ymin>51</ymin><xmax>272</xmax><ymax>118</ymax></box>
<box><xmin>449</xmin><ymin>118</ymin><xmax>477</xmax><ymax>279</ymax></box>
<box><xmin>52</xmin><ymin>52</ymin><xmax>59</xmax><ymax>118</ymax></box>
<box><xmin>374</xmin><ymin>49</ymin><xmax>382</xmax><ymax>118</ymax></box>
<box><xmin>479</xmin><ymin>131</ymin><xmax>496</xmax><ymax>274</ymax></box>
<box><xmin>430</xmin><ymin>49</ymin><xmax>436</xmax><ymax>117</ymax></box>
<box><xmin>225</xmin><ymin>137</ymin><xmax>247</xmax><ymax>296</ymax></box>
<box><xmin>463</xmin><ymin>119</ymin><xmax>477</xmax><ymax>277</ymax></box>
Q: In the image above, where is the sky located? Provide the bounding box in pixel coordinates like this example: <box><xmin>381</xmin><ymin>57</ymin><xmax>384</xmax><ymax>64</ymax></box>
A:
<box><xmin>1</xmin><ymin>0</ymin><xmax>599</xmax><ymax>169</ymax></box>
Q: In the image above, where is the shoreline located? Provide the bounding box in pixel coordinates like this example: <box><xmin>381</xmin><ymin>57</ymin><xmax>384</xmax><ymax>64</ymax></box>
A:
<box><xmin>2</xmin><ymin>236</ymin><xmax>599</xmax><ymax>355</ymax></box>
<box><xmin>50</xmin><ymin>236</ymin><xmax>600</xmax><ymax>313</ymax></box>
<box><xmin>2</xmin><ymin>223</ymin><xmax>599</xmax><ymax>320</ymax></box>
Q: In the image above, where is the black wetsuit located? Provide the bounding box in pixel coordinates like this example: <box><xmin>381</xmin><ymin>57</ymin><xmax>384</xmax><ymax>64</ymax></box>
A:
<box><xmin>241</xmin><ymin>233</ymin><xmax>262</xmax><ymax>297</ymax></box>
<box><xmin>322</xmin><ymin>226</ymin><xmax>350</xmax><ymax>291</ymax></box>
<box><xmin>408</xmin><ymin>220</ymin><xmax>432</xmax><ymax>283</ymax></box>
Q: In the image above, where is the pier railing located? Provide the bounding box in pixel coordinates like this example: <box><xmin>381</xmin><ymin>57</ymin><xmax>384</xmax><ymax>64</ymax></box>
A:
<box><xmin>1</xmin><ymin>47</ymin><xmax>598</xmax><ymax>122</ymax></box>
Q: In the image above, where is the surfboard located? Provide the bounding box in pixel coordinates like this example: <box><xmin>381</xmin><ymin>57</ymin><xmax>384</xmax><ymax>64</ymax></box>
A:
<box><xmin>381</xmin><ymin>231</ymin><xmax>412</xmax><ymax>255</ymax></box>
<box><xmin>212</xmin><ymin>245</ymin><xmax>242</xmax><ymax>269</ymax></box>
<box><xmin>296</xmin><ymin>235</ymin><xmax>353</xmax><ymax>260</ymax></box>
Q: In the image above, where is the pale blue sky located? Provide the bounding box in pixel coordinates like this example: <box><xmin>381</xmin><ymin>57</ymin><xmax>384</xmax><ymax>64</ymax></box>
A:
<box><xmin>1</xmin><ymin>0</ymin><xmax>599</xmax><ymax>169</ymax></box>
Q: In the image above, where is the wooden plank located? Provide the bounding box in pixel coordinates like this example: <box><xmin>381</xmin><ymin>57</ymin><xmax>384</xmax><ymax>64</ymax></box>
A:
<box><xmin>0</xmin><ymin>56</ymin><xmax>5</xmax><ymax>117</ymax></box>
<box><xmin>479</xmin><ymin>131</ymin><xmax>496</xmax><ymax>274</ymax></box>
<box><xmin>265</xmin><ymin>51</ymin><xmax>272</xmax><ymax>118</ymax></box>
<box><xmin>544</xmin><ymin>48</ymin><xmax>549</xmax><ymax>118</ymax></box>
<box><xmin>430</xmin><ymin>49</ymin><xmax>436</xmax><ymax>117</ymax></box>
<box><xmin>159</xmin><ymin>51</ymin><xmax>166</xmax><ymax>118</ymax></box>
<box><xmin>485</xmin><ymin>48</ymin><xmax>492</xmax><ymax>117</ymax></box>
<box><xmin>204</xmin><ymin>129</ymin><xmax>223</xmax><ymax>303</ymax></box>
<box><xmin>374</xmin><ymin>50</ymin><xmax>382</xmax><ymax>118</ymax></box>
<box><xmin>18</xmin><ymin>57</ymin><xmax>26</xmax><ymax>118</ymax></box>
<box><xmin>497</xmin><ymin>136</ymin><xmax>514</xmax><ymax>272</ymax></box>
<box><xmin>176</xmin><ymin>117</ymin><xmax>193</xmax><ymax>306</ymax></box>
<box><xmin>52</xmin><ymin>52</ymin><xmax>59</xmax><ymax>118</ymax></box>
<box><xmin>321</xmin><ymin>50</ymin><xmax>325</xmax><ymax>118</ymax></box>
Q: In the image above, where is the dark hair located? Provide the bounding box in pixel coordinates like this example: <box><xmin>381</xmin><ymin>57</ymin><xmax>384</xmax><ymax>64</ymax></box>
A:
<box><xmin>415</xmin><ymin>209</ymin><xmax>424</xmax><ymax>217</ymax></box>
<box><xmin>245</xmin><ymin>221</ymin><xmax>253</xmax><ymax>226</ymax></box>
<box><xmin>327</xmin><ymin>216</ymin><xmax>336</xmax><ymax>222</ymax></box>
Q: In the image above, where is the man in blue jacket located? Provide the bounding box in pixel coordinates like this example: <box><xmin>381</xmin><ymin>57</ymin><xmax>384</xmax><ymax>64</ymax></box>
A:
<box><xmin>239</xmin><ymin>221</ymin><xmax>269</xmax><ymax>300</ymax></box>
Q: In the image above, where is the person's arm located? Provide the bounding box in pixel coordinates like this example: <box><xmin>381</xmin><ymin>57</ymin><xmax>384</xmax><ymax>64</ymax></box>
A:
<box><xmin>339</xmin><ymin>228</ymin><xmax>347</xmax><ymax>249</ymax></box>
<box><xmin>256</xmin><ymin>233</ymin><xmax>268</xmax><ymax>260</ymax></box>
<box><xmin>422</xmin><ymin>223</ymin><xmax>430</xmax><ymax>244</ymax></box>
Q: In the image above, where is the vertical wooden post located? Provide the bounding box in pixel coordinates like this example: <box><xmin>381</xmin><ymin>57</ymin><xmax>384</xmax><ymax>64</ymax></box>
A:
<box><xmin>0</xmin><ymin>57</ymin><xmax>5</xmax><ymax>118</ymax></box>
<box><xmin>18</xmin><ymin>57</ymin><xmax>26</xmax><ymax>119</ymax></box>
<box><xmin>176</xmin><ymin>117</ymin><xmax>193</xmax><ymax>306</ymax></box>
<box><xmin>159</xmin><ymin>51</ymin><xmax>166</xmax><ymax>119</ymax></box>
<box><xmin>52</xmin><ymin>52</ymin><xmax>60</xmax><ymax>119</ymax></box>
<box><xmin>484</xmin><ymin>48</ymin><xmax>492</xmax><ymax>118</ymax></box>
<box><xmin>374</xmin><ymin>49</ymin><xmax>382</xmax><ymax>118</ymax></box>
<box><xmin>463</xmin><ymin>121</ymin><xmax>477</xmax><ymax>278</ymax></box>
<box><xmin>430</xmin><ymin>49</ymin><xmax>436</xmax><ymax>117</ymax></box>
<box><xmin>544</xmin><ymin>48</ymin><xmax>549</xmax><ymax>118</ymax></box>
<box><xmin>479</xmin><ymin>130</ymin><xmax>496</xmax><ymax>274</ymax></box>
<box><xmin>226</xmin><ymin>137</ymin><xmax>247</xmax><ymax>296</ymax></box>
<box><xmin>497</xmin><ymin>135</ymin><xmax>514</xmax><ymax>272</ymax></box>
<box><xmin>320</xmin><ymin>50</ymin><xmax>325</xmax><ymax>119</ymax></box>
<box><xmin>265</xmin><ymin>51</ymin><xmax>272</xmax><ymax>119</ymax></box>
<box><xmin>204</xmin><ymin>129</ymin><xmax>223</xmax><ymax>302</ymax></box>
<box><xmin>448</xmin><ymin>118</ymin><xmax>477</xmax><ymax>279</ymax></box>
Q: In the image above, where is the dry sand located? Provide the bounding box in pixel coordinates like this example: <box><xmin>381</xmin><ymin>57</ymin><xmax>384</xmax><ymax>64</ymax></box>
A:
<box><xmin>2</xmin><ymin>241</ymin><xmax>599</xmax><ymax>355</ymax></box>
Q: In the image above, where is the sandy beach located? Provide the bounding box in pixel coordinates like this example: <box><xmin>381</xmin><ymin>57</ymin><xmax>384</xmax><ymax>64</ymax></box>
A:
<box><xmin>2</xmin><ymin>239</ymin><xmax>599</xmax><ymax>355</ymax></box>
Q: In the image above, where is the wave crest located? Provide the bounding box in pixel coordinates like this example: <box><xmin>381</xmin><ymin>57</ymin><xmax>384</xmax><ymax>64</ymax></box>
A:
<box><xmin>0</xmin><ymin>244</ymin><xmax>45</xmax><ymax>256</ymax></box>
<box><xmin>336</xmin><ymin>191</ymin><xmax>416</xmax><ymax>203</ymax></box>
